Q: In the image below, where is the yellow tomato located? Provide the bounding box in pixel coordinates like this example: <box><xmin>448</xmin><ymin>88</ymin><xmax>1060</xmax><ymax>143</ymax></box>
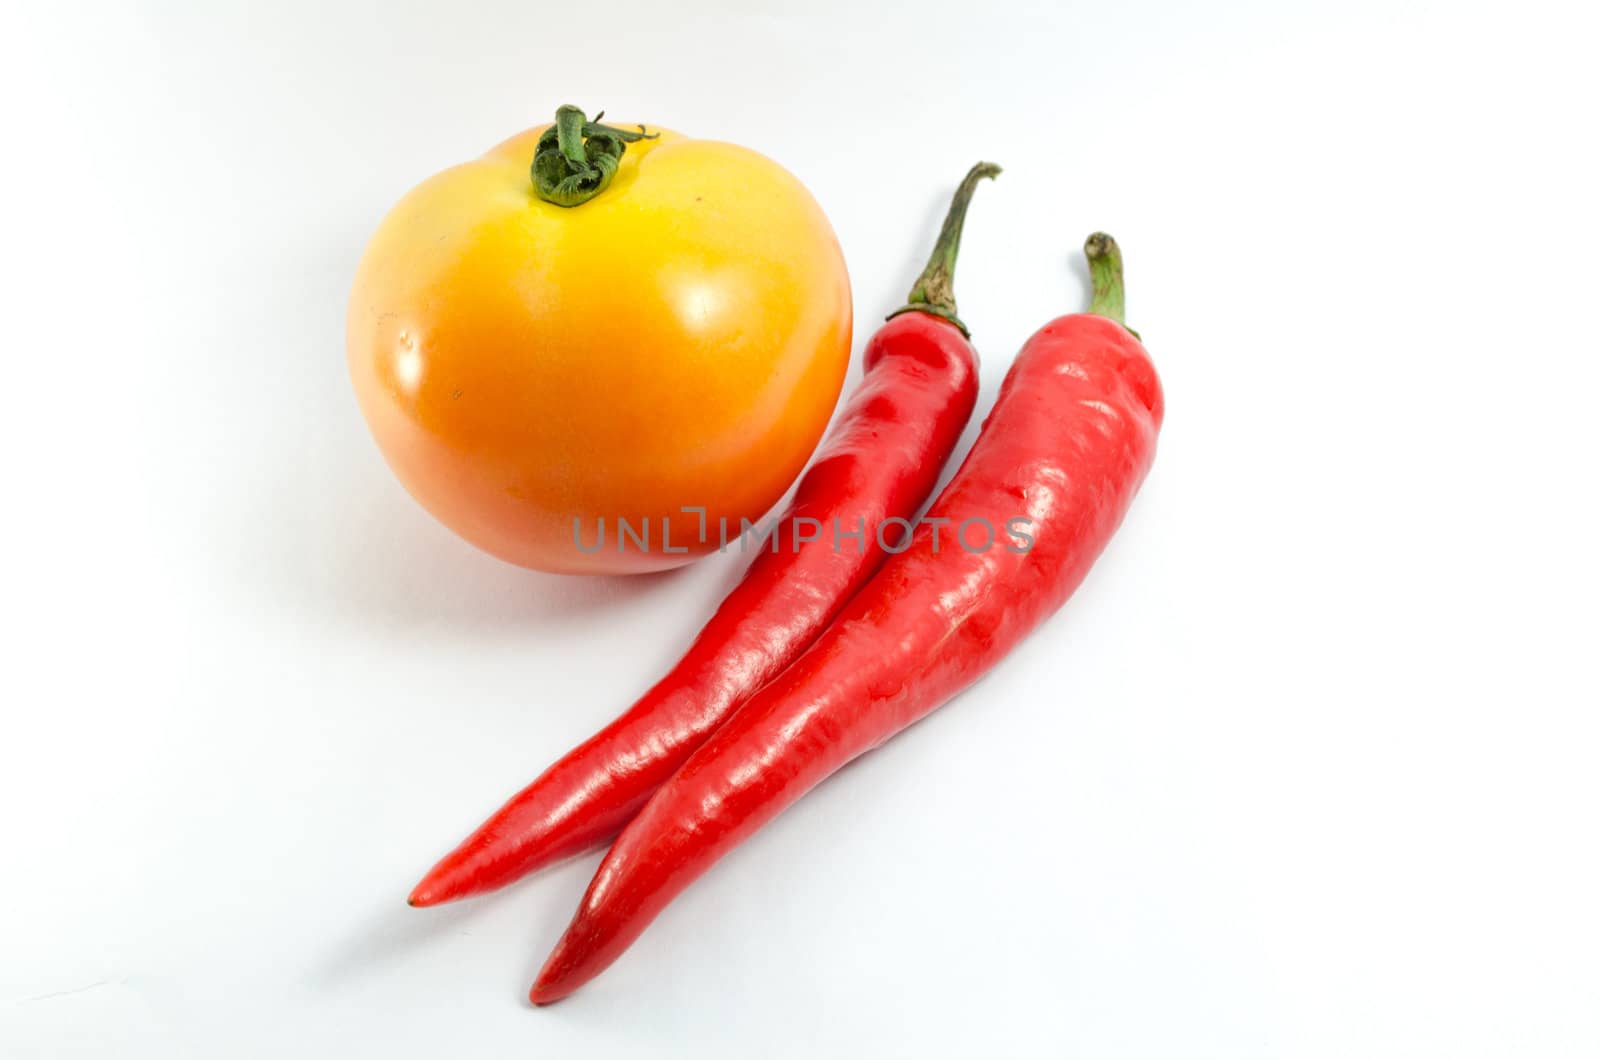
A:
<box><xmin>347</xmin><ymin>111</ymin><xmax>852</xmax><ymax>574</ymax></box>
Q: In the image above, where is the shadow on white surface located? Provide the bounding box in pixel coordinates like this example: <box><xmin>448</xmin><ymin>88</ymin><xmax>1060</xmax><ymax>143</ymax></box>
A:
<box><xmin>212</xmin><ymin>222</ymin><xmax>693</xmax><ymax>638</ymax></box>
<box><xmin>312</xmin><ymin>897</ymin><xmax>492</xmax><ymax>989</ymax></box>
<box><xmin>309</xmin><ymin>848</ymin><xmax>610</xmax><ymax>1007</ymax></box>
<box><xmin>257</xmin><ymin>443</ymin><xmax>687</xmax><ymax>633</ymax></box>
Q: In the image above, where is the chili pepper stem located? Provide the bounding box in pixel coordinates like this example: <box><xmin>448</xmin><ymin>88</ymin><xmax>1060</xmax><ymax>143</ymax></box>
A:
<box><xmin>1084</xmin><ymin>232</ymin><xmax>1128</xmax><ymax>326</ymax></box>
<box><xmin>888</xmin><ymin>161</ymin><xmax>1001</xmax><ymax>337</ymax></box>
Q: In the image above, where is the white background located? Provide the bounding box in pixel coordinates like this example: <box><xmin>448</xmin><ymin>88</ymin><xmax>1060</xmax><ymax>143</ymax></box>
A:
<box><xmin>3</xmin><ymin>1</ymin><xmax>1597</xmax><ymax>1056</ymax></box>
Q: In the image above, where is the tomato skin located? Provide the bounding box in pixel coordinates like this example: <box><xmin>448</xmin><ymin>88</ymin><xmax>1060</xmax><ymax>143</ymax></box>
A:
<box><xmin>347</xmin><ymin>124</ymin><xmax>852</xmax><ymax>574</ymax></box>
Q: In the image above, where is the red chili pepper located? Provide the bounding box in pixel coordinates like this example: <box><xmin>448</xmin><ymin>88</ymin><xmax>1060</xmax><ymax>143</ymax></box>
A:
<box><xmin>529</xmin><ymin>233</ymin><xmax>1163</xmax><ymax>1003</ymax></box>
<box><xmin>407</xmin><ymin>164</ymin><xmax>999</xmax><ymax>908</ymax></box>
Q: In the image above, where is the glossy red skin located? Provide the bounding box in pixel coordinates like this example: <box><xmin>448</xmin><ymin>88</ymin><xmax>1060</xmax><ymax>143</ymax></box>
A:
<box><xmin>408</xmin><ymin>311</ymin><xmax>979</xmax><ymax>907</ymax></box>
<box><xmin>530</xmin><ymin>313</ymin><xmax>1163</xmax><ymax>1003</ymax></box>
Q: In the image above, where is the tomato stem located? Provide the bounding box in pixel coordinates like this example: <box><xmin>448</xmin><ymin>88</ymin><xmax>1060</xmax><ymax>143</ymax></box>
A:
<box><xmin>532</xmin><ymin>105</ymin><xmax>658</xmax><ymax>208</ymax></box>
<box><xmin>889</xmin><ymin>161</ymin><xmax>1001</xmax><ymax>337</ymax></box>
<box><xmin>552</xmin><ymin>105</ymin><xmax>591</xmax><ymax>168</ymax></box>
<box><xmin>1084</xmin><ymin>232</ymin><xmax>1127</xmax><ymax>326</ymax></box>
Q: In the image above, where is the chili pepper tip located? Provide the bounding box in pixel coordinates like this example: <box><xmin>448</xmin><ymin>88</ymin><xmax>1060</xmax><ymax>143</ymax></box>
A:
<box><xmin>407</xmin><ymin>878</ymin><xmax>446</xmax><ymax>907</ymax></box>
<box><xmin>529</xmin><ymin>971</ymin><xmax>569</xmax><ymax>1006</ymax></box>
<box><xmin>408</xmin><ymin>845</ymin><xmax>495</xmax><ymax>907</ymax></box>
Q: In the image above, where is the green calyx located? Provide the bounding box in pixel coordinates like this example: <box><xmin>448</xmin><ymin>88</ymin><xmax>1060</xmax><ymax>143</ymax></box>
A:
<box><xmin>532</xmin><ymin>105</ymin><xmax>658</xmax><ymax>208</ymax></box>
<box><xmin>888</xmin><ymin>161</ymin><xmax>1001</xmax><ymax>337</ymax></box>
<box><xmin>1084</xmin><ymin>231</ymin><xmax>1138</xmax><ymax>336</ymax></box>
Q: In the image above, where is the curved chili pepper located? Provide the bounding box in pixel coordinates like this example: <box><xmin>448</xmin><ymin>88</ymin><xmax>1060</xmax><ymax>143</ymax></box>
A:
<box><xmin>407</xmin><ymin>163</ymin><xmax>999</xmax><ymax>908</ymax></box>
<box><xmin>529</xmin><ymin>233</ymin><xmax>1164</xmax><ymax>1003</ymax></box>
